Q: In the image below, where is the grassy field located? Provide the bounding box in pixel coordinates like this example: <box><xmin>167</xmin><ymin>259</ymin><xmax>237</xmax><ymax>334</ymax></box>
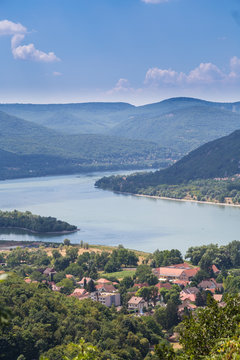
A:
<box><xmin>101</xmin><ymin>269</ymin><xmax>136</xmax><ymax>280</ymax></box>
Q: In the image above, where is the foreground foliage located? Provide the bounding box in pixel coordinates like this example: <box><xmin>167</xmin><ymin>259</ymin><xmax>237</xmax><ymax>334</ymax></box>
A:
<box><xmin>0</xmin><ymin>276</ymin><xmax>163</xmax><ymax>360</ymax></box>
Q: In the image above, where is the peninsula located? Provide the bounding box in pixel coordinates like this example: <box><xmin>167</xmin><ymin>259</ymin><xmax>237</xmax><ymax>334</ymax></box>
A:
<box><xmin>0</xmin><ymin>210</ymin><xmax>78</xmax><ymax>234</ymax></box>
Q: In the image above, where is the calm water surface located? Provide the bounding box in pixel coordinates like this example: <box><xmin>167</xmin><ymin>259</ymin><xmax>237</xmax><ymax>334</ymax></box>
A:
<box><xmin>0</xmin><ymin>171</ymin><xmax>239</xmax><ymax>254</ymax></box>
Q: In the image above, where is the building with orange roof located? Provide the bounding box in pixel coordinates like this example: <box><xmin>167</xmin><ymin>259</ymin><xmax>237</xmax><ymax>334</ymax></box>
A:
<box><xmin>153</xmin><ymin>267</ymin><xmax>199</xmax><ymax>282</ymax></box>
<box><xmin>212</xmin><ymin>264</ymin><xmax>220</xmax><ymax>275</ymax></box>
<box><xmin>155</xmin><ymin>282</ymin><xmax>172</xmax><ymax>290</ymax></box>
<box><xmin>70</xmin><ymin>288</ymin><xmax>89</xmax><ymax>299</ymax></box>
<box><xmin>96</xmin><ymin>278</ymin><xmax>111</xmax><ymax>284</ymax></box>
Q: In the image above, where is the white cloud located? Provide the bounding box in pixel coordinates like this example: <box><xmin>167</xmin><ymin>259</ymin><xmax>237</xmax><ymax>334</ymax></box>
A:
<box><xmin>145</xmin><ymin>68</ymin><xmax>185</xmax><ymax>84</ymax></box>
<box><xmin>0</xmin><ymin>19</ymin><xmax>26</xmax><ymax>36</ymax></box>
<box><xmin>0</xmin><ymin>19</ymin><xmax>59</xmax><ymax>62</ymax></box>
<box><xmin>108</xmin><ymin>78</ymin><xmax>133</xmax><ymax>94</ymax></box>
<box><xmin>12</xmin><ymin>43</ymin><xmax>59</xmax><ymax>62</ymax></box>
<box><xmin>53</xmin><ymin>71</ymin><xmax>62</xmax><ymax>76</ymax></box>
<box><xmin>142</xmin><ymin>0</ymin><xmax>169</xmax><ymax>3</ymax></box>
<box><xmin>187</xmin><ymin>63</ymin><xmax>225</xmax><ymax>83</ymax></box>
<box><xmin>145</xmin><ymin>59</ymin><xmax>240</xmax><ymax>86</ymax></box>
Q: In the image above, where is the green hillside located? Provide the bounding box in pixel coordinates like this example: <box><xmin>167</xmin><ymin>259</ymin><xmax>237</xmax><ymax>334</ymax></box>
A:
<box><xmin>0</xmin><ymin>111</ymin><xmax>172</xmax><ymax>179</ymax></box>
<box><xmin>95</xmin><ymin>130</ymin><xmax>240</xmax><ymax>193</ymax></box>
<box><xmin>3</xmin><ymin>97</ymin><xmax>240</xmax><ymax>155</ymax></box>
<box><xmin>109</xmin><ymin>105</ymin><xmax>240</xmax><ymax>153</ymax></box>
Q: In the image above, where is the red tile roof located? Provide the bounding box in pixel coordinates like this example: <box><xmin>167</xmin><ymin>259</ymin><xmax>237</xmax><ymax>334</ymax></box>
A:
<box><xmin>96</xmin><ymin>278</ymin><xmax>111</xmax><ymax>284</ymax></box>
<box><xmin>213</xmin><ymin>294</ymin><xmax>223</xmax><ymax>302</ymax></box>
<box><xmin>156</xmin><ymin>282</ymin><xmax>172</xmax><ymax>290</ymax></box>
<box><xmin>180</xmin><ymin>293</ymin><xmax>197</xmax><ymax>302</ymax></box>
<box><xmin>133</xmin><ymin>283</ymin><xmax>149</xmax><ymax>288</ymax></box>
<box><xmin>156</xmin><ymin>267</ymin><xmax>185</xmax><ymax>277</ymax></box>
<box><xmin>183</xmin><ymin>268</ymin><xmax>199</xmax><ymax>278</ymax></box>
<box><xmin>172</xmin><ymin>279</ymin><xmax>189</xmax><ymax>287</ymax></box>
<box><xmin>212</xmin><ymin>264</ymin><xmax>220</xmax><ymax>273</ymax></box>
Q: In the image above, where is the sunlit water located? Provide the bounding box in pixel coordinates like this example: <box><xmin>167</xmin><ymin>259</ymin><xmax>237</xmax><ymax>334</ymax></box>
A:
<box><xmin>0</xmin><ymin>170</ymin><xmax>239</xmax><ymax>254</ymax></box>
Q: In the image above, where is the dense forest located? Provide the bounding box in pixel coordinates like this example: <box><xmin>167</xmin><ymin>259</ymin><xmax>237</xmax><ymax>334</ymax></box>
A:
<box><xmin>96</xmin><ymin>128</ymin><xmax>240</xmax><ymax>205</ymax></box>
<box><xmin>97</xmin><ymin>129</ymin><xmax>240</xmax><ymax>187</ymax></box>
<box><xmin>0</xmin><ymin>276</ymin><xmax>164</xmax><ymax>360</ymax></box>
<box><xmin>0</xmin><ymin>210</ymin><xmax>77</xmax><ymax>233</ymax></box>
<box><xmin>96</xmin><ymin>177</ymin><xmax>240</xmax><ymax>205</ymax></box>
<box><xmin>0</xmin><ymin>111</ymin><xmax>175</xmax><ymax>180</ymax></box>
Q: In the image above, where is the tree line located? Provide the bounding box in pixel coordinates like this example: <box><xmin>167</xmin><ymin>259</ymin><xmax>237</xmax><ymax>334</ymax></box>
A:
<box><xmin>0</xmin><ymin>210</ymin><xmax>77</xmax><ymax>233</ymax></box>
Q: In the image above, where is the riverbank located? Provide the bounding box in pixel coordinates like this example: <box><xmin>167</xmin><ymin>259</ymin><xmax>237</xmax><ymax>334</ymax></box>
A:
<box><xmin>0</xmin><ymin>226</ymin><xmax>79</xmax><ymax>235</ymax></box>
<box><xmin>134</xmin><ymin>193</ymin><xmax>240</xmax><ymax>207</ymax></box>
<box><xmin>110</xmin><ymin>189</ymin><xmax>240</xmax><ymax>208</ymax></box>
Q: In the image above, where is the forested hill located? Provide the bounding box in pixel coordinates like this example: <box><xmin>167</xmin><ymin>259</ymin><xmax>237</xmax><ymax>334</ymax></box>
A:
<box><xmin>3</xmin><ymin>97</ymin><xmax>240</xmax><ymax>155</ymax></box>
<box><xmin>0</xmin><ymin>210</ymin><xmax>77</xmax><ymax>233</ymax></box>
<box><xmin>95</xmin><ymin>130</ymin><xmax>240</xmax><ymax>191</ymax></box>
<box><xmin>0</xmin><ymin>111</ymin><xmax>173</xmax><ymax>179</ymax></box>
<box><xmin>108</xmin><ymin>104</ymin><xmax>240</xmax><ymax>153</ymax></box>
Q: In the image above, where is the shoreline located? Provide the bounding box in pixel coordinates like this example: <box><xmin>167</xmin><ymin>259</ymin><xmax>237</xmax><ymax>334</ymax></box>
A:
<box><xmin>0</xmin><ymin>226</ymin><xmax>79</xmax><ymax>235</ymax></box>
<box><xmin>112</xmin><ymin>190</ymin><xmax>240</xmax><ymax>208</ymax></box>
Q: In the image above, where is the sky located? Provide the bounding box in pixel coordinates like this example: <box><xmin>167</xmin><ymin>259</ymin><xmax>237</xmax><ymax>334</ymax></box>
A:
<box><xmin>1</xmin><ymin>0</ymin><xmax>240</xmax><ymax>104</ymax></box>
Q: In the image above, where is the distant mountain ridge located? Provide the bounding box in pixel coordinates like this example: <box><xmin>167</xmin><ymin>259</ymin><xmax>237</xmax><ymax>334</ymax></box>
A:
<box><xmin>2</xmin><ymin>97</ymin><xmax>240</xmax><ymax>155</ymax></box>
<box><xmin>0</xmin><ymin>110</ymin><xmax>171</xmax><ymax>179</ymax></box>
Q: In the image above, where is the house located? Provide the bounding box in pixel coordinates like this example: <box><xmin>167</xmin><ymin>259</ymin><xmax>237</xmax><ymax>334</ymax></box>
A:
<box><xmin>155</xmin><ymin>282</ymin><xmax>172</xmax><ymax>290</ymax></box>
<box><xmin>172</xmin><ymin>279</ymin><xmax>189</xmax><ymax>287</ymax></box>
<box><xmin>77</xmin><ymin>277</ymin><xmax>92</xmax><ymax>288</ymax></box>
<box><xmin>134</xmin><ymin>283</ymin><xmax>149</xmax><ymax>289</ymax></box>
<box><xmin>96</xmin><ymin>278</ymin><xmax>111</xmax><ymax>284</ymax></box>
<box><xmin>180</xmin><ymin>287</ymin><xmax>199</xmax><ymax>302</ymax></box>
<box><xmin>70</xmin><ymin>288</ymin><xmax>89</xmax><ymax>299</ymax></box>
<box><xmin>90</xmin><ymin>292</ymin><xmax>121</xmax><ymax>307</ymax></box>
<box><xmin>198</xmin><ymin>279</ymin><xmax>223</xmax><ymax>292</ymax></box>
<box><xmin>128</xmin><ymin>296</ymin><xmax>146</xmax><ymax>312</ymax></box>
<box><xmin>24</xmin><ymin>278</ymin><xmax>31</xmax><ymax>284</ymax></box>
<box><xmin>183</xmin><ymin>268</ymin><xmax>199</xmax><ymax>280</ymax></box>
<box><xmin>178</xmin><ymin>299</ymin><xmax>197</xmax><ymax>316</ymax></box>
<box><xmin>153</xmin><ymin>267</ymin><xmax>198</xmax><ymax>282</ymax></box>
<box><xmin>43</xmin><ymin>267</ymin><xmax>56</xmax><ymax>280</ymax></box>
<box><xmin>95</xmin><ymin>284</ymin><xmax>117</xmax><ymax>293</ymax></box>
<box><xmin>52</xmin><ymin>284</ymin><xmax>61</xmax><ymax>292</ymax></box>
<box><xmin>212</xmin><ymin>264</ymin><xmax>220</xmax><ymax>275</ymax></box>
<box><xmin>213</xmin><ymin>294</ymin><xmax>223</xmax><ymax>302</ymax></box>
<box><xmin>66</xmin><ymin>274</ymin><xmax>74</xmax><ymax>279</ymax></box>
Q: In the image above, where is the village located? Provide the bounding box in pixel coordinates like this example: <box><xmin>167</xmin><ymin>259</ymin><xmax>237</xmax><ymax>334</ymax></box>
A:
<box><xmin>19</xmin><ymin>258</ymin><xmax>224</xmax><ymax>318</ymax></box>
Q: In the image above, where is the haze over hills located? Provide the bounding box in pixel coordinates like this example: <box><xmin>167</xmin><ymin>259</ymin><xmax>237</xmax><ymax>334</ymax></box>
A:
<box><xmin>0</xmin><ymin>102</ymin><xmax>135</xmax><ymax>135</ymax></box>
<box><xmin>0</xmin><ymin>111</ymin><xmax>171</xmax><ymax>179</ymax></box>
<box><xmin>2</xmin><ymin>97</ymin><xmax>240</xmax><ymax>155</ymax></box>
<box><xmin>2</xmin><ymin>96</ymin><xmax>240</xmax><ymax>180</ymax></box>
<box><xmin>108</xmin><ymin>105</ymin><xmax>240</xmax><ymax>153</ymax></box>
<box><xmin>96</xmin><ymin>129</ymin><xmax>240</xmax><ymax>191</ymax></box>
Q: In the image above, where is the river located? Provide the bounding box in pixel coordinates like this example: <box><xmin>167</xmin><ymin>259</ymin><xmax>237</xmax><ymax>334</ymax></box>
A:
<box><xmin>0</xmin><ymin>170</ymin><xmax>239</xmax><ymax>254</ymax></box>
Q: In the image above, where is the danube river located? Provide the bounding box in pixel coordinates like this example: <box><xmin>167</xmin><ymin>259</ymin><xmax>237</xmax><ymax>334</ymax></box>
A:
<box><xmin>0</xmin><ymin>170</ymin><xmax>240</xmax><ymax>254</ymax></box>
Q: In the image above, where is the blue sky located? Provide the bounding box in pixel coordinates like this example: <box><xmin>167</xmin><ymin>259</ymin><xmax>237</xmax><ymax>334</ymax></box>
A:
<box><xmin>1</xmin><ymin>0</ymin><xmax>240</xmax><ymax>104</ymax></box>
